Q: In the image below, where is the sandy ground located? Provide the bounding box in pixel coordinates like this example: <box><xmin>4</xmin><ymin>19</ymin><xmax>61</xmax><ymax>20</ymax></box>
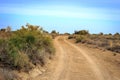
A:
<box><xmin>34</xmin><ymin>36</ymin><xmax>120</xmax><ymax>80</ymax></box>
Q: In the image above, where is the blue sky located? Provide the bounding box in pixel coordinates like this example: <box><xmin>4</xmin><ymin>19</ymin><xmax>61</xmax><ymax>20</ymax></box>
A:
<box><xmin>0</xmin><ymin>0</ymin><xmax>120</xmax><ymax>33</ymax></box>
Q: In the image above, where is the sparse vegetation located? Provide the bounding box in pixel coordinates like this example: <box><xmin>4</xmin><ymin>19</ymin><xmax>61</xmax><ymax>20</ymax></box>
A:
<box><xmin>68</xmin><ymin>30</ymin><xmax>120</xmax><ymax>53</ymax></box>
<box><xmin>0</xmin><ymin>24</ymin><xmax>55</xmax><ymax>79</ymax></box>
<box><xmin>51</xmin><ymin>30</ymin><xmax>59</xmax><ymax>39</ymax></box>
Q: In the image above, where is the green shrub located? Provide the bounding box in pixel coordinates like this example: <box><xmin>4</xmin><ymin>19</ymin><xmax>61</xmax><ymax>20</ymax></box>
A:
<box><xmin>74</xmin><ymin>30</ymin><xmax>89</xmax><ymax>35</ymax></box>
<box><xmin>0</xmin><ymin>24</ymin><xmax>55</xmax><ymax>72</ymax></box>
<box><xmin>76</xmin><ymin>35</ymin><xmax>84</xmax><ymax>43</ymax></box>
<box><xmin>8</xmin><ymin>50</ymin><xmax>30</xmax><ymax>70</ymax></box>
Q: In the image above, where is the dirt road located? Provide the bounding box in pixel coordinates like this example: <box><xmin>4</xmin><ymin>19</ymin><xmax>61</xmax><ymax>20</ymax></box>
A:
<box><xmin>36</xmin><ymin>36</ymin><xmax>120</xmax><ymax>80</ymax></box>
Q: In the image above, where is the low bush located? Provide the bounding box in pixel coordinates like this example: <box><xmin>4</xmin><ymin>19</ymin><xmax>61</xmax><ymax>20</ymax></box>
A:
<box><xmin>69</xmin><ymin>30</ymin><xmax>120</xmax><ymax>53</ymax></box>
<box><xmin>68</xmin><ymin>35</ymin><xmax>74</xmax><ymax>39</ymax></box>
<box><xmin>74</xmin><ymin>30</ymin><xmax>89</xmax><ymax>35</ymax></box>
<box><xmin>0</xmin><ymin>24</ymin><xmax>55</xmax><ymax>72</ymax></box>
<box><xmin>76</xmin><ymin>35</ymin><xmax>86</xmax><ymax>43</ymax></box>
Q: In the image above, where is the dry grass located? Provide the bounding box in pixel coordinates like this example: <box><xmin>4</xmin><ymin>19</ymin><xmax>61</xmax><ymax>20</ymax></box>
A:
<box><xmin>0</xmin><ymin>68</ymin><xmax>21</xmax><ymax>80</ymax></box>
<box><xmin>68</xmin><ymin>30</ymin><xmax>120</xmax><ymax>53</ymax></box>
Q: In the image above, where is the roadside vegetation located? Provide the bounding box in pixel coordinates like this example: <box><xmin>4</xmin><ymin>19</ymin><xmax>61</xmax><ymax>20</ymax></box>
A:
<box><xmin>51</xmin><ymin>30</ymin><xmax>59</xmax><ymax>39</ymax></box>
<box><xmin>0</xmin><ymin>24</ymin><xmax>55</xmax><ymax>79</ymax></box>
<box><xmin>68</xmin><ymin>30</ymin><xmax>120</xmax><ymax>53</ymax></box>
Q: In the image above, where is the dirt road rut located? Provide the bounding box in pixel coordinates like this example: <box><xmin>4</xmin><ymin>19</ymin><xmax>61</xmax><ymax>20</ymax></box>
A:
<box><xmin>36</xmin><ymin>36</ymin><xmax>119</xmax><ymax>80</ymax></box>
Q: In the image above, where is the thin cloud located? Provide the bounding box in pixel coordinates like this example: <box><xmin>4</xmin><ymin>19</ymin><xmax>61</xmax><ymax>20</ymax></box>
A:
<box><xmin>0</xmin><ymin>5</ymin><xmax>120</xmax><ymax>21</ymax></box>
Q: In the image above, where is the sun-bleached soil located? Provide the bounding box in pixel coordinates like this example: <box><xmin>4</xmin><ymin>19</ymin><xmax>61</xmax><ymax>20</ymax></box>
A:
<box><xmin>33</xmin><ymin>36</ymin><xmax>120</xmax><ymax>80</ymax></box>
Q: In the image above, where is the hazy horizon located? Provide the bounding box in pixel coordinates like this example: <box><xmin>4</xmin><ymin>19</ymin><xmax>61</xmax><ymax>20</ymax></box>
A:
<box><xmin>0</xmin><ymin>0</ymin><xmax>120</xmax><ymax>34</ymax></box>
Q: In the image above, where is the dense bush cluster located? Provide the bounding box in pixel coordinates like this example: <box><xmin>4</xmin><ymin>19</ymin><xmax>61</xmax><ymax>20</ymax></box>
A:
<box><xmin>68</xmin><ymin>30</ymin><xmax>120</xmax><ymax>53</ymax></box>
<box><xmin>0</xmin><ymin>24</ymin><xmax>55</xmax><ymax>71</ymax></box>
<box><xmin>74</xmin><ymin>30</ymin><xmax>89</xmax><ymax>35</ymax></box>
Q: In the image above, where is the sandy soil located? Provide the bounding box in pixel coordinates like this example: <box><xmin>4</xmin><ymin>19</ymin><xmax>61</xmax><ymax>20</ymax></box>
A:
<box><xmin>34</xmin><ymin>36</ymin><xmax>120</xmax><ymax>80</ymax></box>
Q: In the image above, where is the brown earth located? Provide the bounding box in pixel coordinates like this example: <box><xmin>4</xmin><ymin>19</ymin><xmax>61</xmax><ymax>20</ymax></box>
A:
<box><xmin>33</xmin><ymin>36</ymin><xmax>120</xmax><ymax>80</ymax></box>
